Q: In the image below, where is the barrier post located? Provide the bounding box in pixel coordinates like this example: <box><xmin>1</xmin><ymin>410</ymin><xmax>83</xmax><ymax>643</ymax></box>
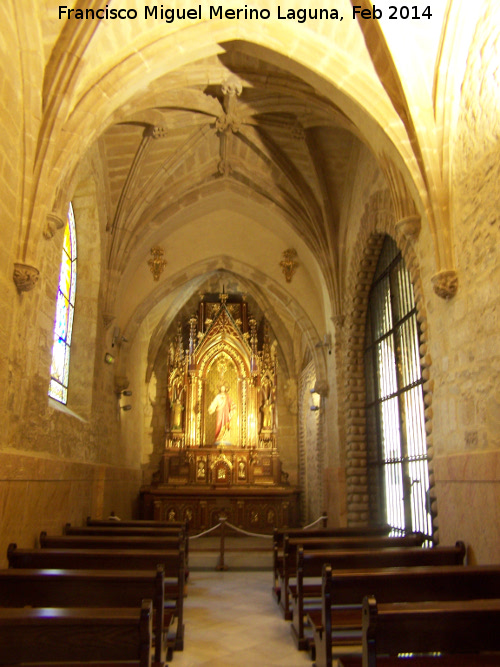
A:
<box><xmin>216</xmin><ymin>516</ymin><xmax>228</xmax><ymax>571</ymax></box>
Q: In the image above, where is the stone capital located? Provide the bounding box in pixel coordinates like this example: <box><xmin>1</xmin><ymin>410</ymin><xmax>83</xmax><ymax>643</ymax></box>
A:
<box><xmin>332</xmin><ymin>314</ymin><xmax>345</xmax><ymax>329</ymax></box>
<box><xmin>13</xmin><ymin>262</ymin><xmax>40</xmax><ymax>293</ymax></box>
<box><xmin>432</xmin><ymin>269</ymin><xmax>458</xmax><ymax>299</ymax></box>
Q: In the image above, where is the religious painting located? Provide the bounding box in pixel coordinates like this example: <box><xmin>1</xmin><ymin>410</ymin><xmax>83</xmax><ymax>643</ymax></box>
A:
<box><xmin>205</xmin><ymin>353</ymin><xmax>239</xmax><ymax>446</ymax></box>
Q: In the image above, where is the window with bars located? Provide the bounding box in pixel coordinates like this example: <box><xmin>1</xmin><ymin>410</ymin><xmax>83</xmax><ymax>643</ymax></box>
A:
<box><xmin>48</xmin><ymin>203</ymin><xmax>77</xmax><ymax>405</ymax></box>
<box><xmin>364</xmin><ymin>236</ymin><xmax>433</xmax><ymax>538</ymax></box>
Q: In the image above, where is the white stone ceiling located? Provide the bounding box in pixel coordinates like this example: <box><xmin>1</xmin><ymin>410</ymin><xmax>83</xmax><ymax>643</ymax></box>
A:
<box><xmin>97</xmin><ymin>46</ymin><xmax>369</xmax><ymax>349</ymax></box>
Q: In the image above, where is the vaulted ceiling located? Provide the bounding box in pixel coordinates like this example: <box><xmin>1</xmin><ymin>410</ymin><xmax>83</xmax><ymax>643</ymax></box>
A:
<box><xmin>95</xmin><ymin>43</ymin><xmax>374</xmax><ymax>353</ymax></box>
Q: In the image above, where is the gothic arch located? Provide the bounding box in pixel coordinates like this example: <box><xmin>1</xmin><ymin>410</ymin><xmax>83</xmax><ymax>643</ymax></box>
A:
<box><xmin>339</xmin><ymin>190</ymin><xmax>437</xmax><ymax>535</ymax></box>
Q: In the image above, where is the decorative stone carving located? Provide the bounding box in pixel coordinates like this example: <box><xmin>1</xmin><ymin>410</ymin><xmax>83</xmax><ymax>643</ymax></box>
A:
<box><xmin>280</xmin><ymin>248</ymin><xmax>298</xmax><ymax>283</ymax></box>
<box><xmin>216</xmin><ymin>75</ymin><xmax>244</xmax><ymax>134</ymax></box>
<box><xmin>218</xmin><ymin>158</ymin><xmax>232</xmax><ymax>175</ymax></box>
<box><xmin>13</xmin><ymin>263</ymin><xmax>39</xmax><ymax>293</ymax></box>
<box><xmin>148</xmin><ymin>246</ymin><xmax>167</xmax><ymax>281</ymax></box>
<box><xmin>151</xmin><ymin>126</ymin><xmax>167</xmax><ymax>139</ymax></box>
<box><xmin>395</xmin><ymin>214</ymin><xmax>421</xmax><ymax>239</ymax></box>
<box><xmin>332</xmin><ymin>314</ymin><xmax>345</xmax><ymax>329</ymax></box>
<box><xmin>432</xmin><ymin>269</ymin><xmax>458</xmax><ymax>299</ymax></box>
<box><xmin>221</xmin><ymin>74</ymin><xmax>243</xmax><ymax>98</ymax></box>
<box><xmin>215</xmin><ymin>112</ymin><xmax>242</xmax><ymax>134</ymax></box>
<box><xmin>43</xmin><ymin>212</ymin><xmax>66</xmax><ymax>239</ymax></box>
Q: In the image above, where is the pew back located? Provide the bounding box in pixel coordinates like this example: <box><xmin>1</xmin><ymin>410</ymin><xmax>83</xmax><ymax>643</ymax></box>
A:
<box><xmin>316</xmin><ymin>564</ymin><xmax>500</xmax><ymax>667</ymax></box>
<box><xmin>0</xmin><ymin>567</ymin><xmax>167</xmax><ymax>663</ymax></box>
<box><xmin>7</xmin><ymin>543</ymin><xmax>185</xmax><ymax>652</ymax></box>
<box><xmin>41</xmin><ymin>531</ymin><xmax>183</xmax><ymax>552</ymax></box>
<box><xmin>272</xmin><ymin>524</ymin><xmax>391</xmax><ymax>604</ymax></box>
<box><xmin>0</xmin><ymin>600</ymin><xmax>153</xmax><ymax>667</ymax></box>
<box><xmin>87</xmin><ymin>516</ymin><xmax>187</xmax><ymax>530</ymax></box>
<box><xmin>290</xmin><ymin>543</ymin><xmax>466</xmax><ymax>650</ymax></box>
<box><xmin>362</xmin><ymin>596</ymin><xmax>500</xmax><ymax>666</ymax></box>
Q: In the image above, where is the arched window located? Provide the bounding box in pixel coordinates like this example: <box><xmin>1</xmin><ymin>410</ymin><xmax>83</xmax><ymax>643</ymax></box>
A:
<box><xmin>49</xmin><ymin>203</ymin><xmax>77</xmax><ymax>404</ymax></box>
<box><xmin>364</xmin><ymin>236</ymin><xmax>432</xmax><ymax>537</ymax></box>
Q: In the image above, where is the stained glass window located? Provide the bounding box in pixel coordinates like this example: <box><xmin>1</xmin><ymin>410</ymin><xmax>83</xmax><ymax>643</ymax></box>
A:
<box><xmin>48</xmin><ymin>203</ymin><xmax>77</xmax><ymax>404</ymax></box>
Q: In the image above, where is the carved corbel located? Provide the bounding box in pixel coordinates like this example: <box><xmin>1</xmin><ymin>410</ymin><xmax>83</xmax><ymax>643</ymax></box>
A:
<box><xmin>395</xmin><ymin>214</ymin><xmax>421</xmax><ymax>240</ymax></box>
<box><xmin>13</xmin><ymin>263</ymin><xmax>40</xmax><ymax>293</ymax></box>
<box><xmin>432</xmin><ymin>270</ymin><xmax>458</xmax><ymax>299</ymax></box>
<box><xmin>332</xmin><ymin>314</ymin><xmax>345</xmax><ymax>329</ymax></box>
<box><xmin>43</xmin><ymin>212</ymin><xmax>66</xmax><ymax>239</ymax></box>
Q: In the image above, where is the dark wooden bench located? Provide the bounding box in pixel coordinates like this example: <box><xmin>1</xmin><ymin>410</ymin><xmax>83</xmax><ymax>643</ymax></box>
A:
<box><xmin>337</xmin><ymin>596</ymin><xmax>500</xmax><ymax>667</ymax></box>
<box><xmin>65</xmin><ymin>523</ymin><xmax>189</xmax><ymax>566</ymax></box>
<box><xmin>313</xmin><ymin>563</ymin><xmax>500</xmax><ymax>667</ymax></box>
<box><xmin>290</xmin><ymin>542</ymin><xmax>467</xmax><ymax>651</ymax></box>
<box><xmin>87</xmin><ymin>516</ymin><xmax>187</xmax><ymax>530</ymax></box>
<box><xmin>279</xmin><ymin>533</ymin><xmax>427</xmax><ymax>620</ymax></box>
<box><xmin>0</xmin><ymin>599</ymin><xmax>154</xmax><ymax>667</ymax></box>
<box><xmin>7</xmin><ymin>543</ymin><xmax>185</xmax><ymax>652</ymax></box>
<box><xmin>41</xmin><ymin>531</ymin><xmax>184</xmax><ymax>554</ymax></box>
<box><xmin>272</xmin><ymin>524</ymin><xmax>391</xmax><ymax>604</ymax></box>
<box><xmin>0</xmin><ymin>566</ymin><xmax>170</xmax><ymax>663</ymax></box>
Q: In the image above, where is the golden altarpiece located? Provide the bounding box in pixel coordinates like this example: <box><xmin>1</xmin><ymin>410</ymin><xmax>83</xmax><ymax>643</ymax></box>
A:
<box><xmin>140</xmin><ymin>292</ymin><xmax>299</xmax><ymax>531</ymax></box>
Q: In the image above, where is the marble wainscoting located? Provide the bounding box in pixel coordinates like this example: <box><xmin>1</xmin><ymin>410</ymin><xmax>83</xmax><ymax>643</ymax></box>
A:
<box><xmin>433</xmin><ymin>449</ymin><xmax>500</xmax><ymax>564</ymax></box>
<box><xmin>0</xmin><ymin>450</ymin><xmax>142</xmax><ymax>568</ymax></box>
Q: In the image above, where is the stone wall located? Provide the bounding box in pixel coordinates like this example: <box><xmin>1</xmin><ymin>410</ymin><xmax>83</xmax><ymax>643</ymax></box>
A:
<box><xmin>428</xmin><ymin>0</ymin><xmax>500</xmax><ymax>563</ymax></box>
<box><xmin>0</xmin><ymin>449</ymin><xmax>142</xmax><ymax>568</ymax></box>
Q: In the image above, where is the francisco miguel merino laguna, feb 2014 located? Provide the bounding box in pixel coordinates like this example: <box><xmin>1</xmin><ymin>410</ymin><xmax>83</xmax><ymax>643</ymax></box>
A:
<box><xmin>58</xmin><ymin>4</ymin><xmax>361</xmax><ymax>23</ymax></box>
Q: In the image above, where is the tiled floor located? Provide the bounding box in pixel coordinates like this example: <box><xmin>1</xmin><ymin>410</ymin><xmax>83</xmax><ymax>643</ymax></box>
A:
<box><xmin>171</xmin><ymin>569</ymin><xmax>314</xmax><ymax>666</ymax></box>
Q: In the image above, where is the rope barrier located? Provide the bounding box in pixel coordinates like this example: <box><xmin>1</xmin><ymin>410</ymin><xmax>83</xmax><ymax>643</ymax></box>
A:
<box><xmin>188</xmin><ymin>522</ymin><xmax>223</xmax><ymax>540</ymax></box>
<box><xmin>186</xmin><ymin>511</ymin><xmax>327</xmax><ymax>570</ymax></box>
<box><xmin>188</xmin><ymin>512</ymin><xmax>327</xmax><ymax>541</ymax></box>
<box><xmin>223</xmin><ymin>521</ymin><xmax>273</xmax><ymax>540</ymax></box>
<box><xmin>302</xmin><ymin>513</ymin><xmax>328</xmax><ymax>529</ymax></box>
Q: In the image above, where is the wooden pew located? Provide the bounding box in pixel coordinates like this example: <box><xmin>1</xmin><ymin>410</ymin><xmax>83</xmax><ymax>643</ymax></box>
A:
<box><xmin>272</xmin><ymin>524</ymin><xmax>391</xmax><ymax>604</ymax></box>
<box><xmin>290</xmin><ymin>542</ymin><xmax>467</xmax><ymax>651</ymax></box>
<box><xmin>40</xmin><ymin>531</ymin><xmax>183</xmax><ymax>553</ymax></box>
<box><xmin>0</xmin><ymin>599</ymin><xmax>154</xmax><ymax>667</ymax></box>
<box><xmin>0</xmin><ymin>566</ymin><xmax>170</xmax><ymax>664</ymax></box>
<box><xmin>65</xmin><ymin>523</ymin><xmax>189</xmax><ymax>567</ymax></box>
<box><xmin>279</xmin><ymin>533</ymin><xmax>427</xmax><ymax>620</ymax></box>
<box><xmin>337</xmin><ymin>596</ymin><xmax>500</xmax><ymax>667</ymax></box>
<box><xmin>87</xmin><ymin>516</ymin><xmax>187</xmax><ymax>530</ymax></box>
<box><xmin>7</xmin><ymin>543</ymin><xmax>185</xmax><ymax>652</ymax></box>
<box><xmin>313</xmin><ymin>563</ymin><xmax>500</xmax><ymax>667</ymax></box>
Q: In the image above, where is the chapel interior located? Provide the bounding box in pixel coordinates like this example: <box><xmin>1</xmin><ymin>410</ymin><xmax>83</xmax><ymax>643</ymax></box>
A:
<box><xmin>1</xmin><ymin>0</ymin><xmax>499</xmax><ymax>570</ymax></box>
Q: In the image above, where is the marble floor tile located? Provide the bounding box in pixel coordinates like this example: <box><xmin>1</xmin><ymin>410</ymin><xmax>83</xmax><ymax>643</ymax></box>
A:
<box><xmin>171</xmin><ymin>570</ymin><xmax>314</xmax><ymax>666</ymax></box>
